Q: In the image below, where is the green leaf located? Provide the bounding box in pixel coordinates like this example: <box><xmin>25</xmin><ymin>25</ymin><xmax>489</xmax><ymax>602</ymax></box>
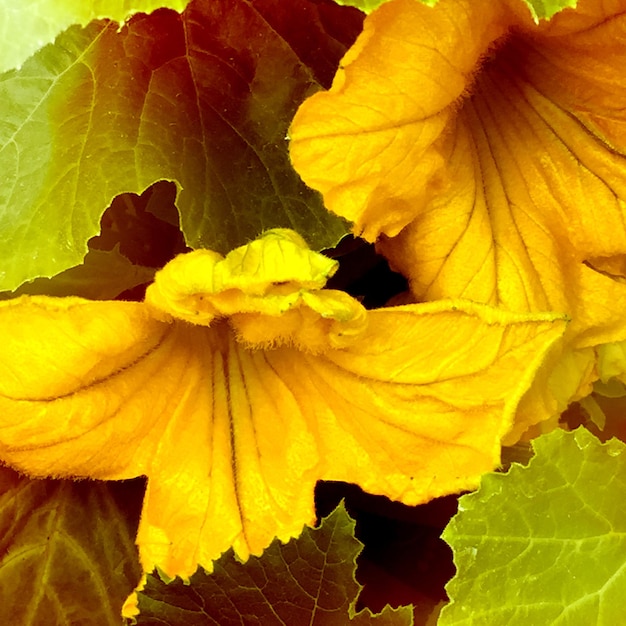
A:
<box><xmin>440</xmin><ymin>427</ymin><xmax>626</xmax><ymax>626</ymax></box>
<box><xmin>330</xmin><ymin>0</ymin><xmax>437</xmax><ymax>12</ymax></box>
<box><xmin>329</xmin><ymin>0</ymin><xmax>576</xmax><ymax>19</ymax></box>
<box><xmin>2</xmin><ymin>246</ymin><xmax>155</xmax><ymax>300</ymax></box>
<box><xmin>522</xmin><ymin>0</ymin><xmax>578</xmax><ymax>21</ymax></box>
<box><xmin>0</xmin><ymin>0</ymin><xmax>189</xmax><ymax>74</ymax></box>
<box><xmin>134</xmin><ymin>502</ymin><xmax>413</xmax><ymax>625</ymax></box>
<box><xmin>0</xmin><ymin>0</ymin><xmax>360</xmax><ymax>292</ymax></box>
<box><xmin>1</xmin><ymin>182</ymin><xmax>186</xmax><ymax>299</ymax></box>
<box><xmin>0</xmin><ymin>467</ymin><xmax>143</xmax><ymax>625</ymax></box>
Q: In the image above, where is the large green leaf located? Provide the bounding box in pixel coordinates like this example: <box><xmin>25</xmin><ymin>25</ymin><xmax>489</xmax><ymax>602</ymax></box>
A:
<box><xmin>134</xmin><ymin>503</ymin><xmax>413</xmax><ymax>625</ymax></box>
<box><xmin>329</xmin><ymin>0</ymin><xmax>425</xmax><ymax>12</ymax></box>
<box><xmin>329</xmin><ymin>0</ymin><xmax>576</xmax><ymax>18</ymax></box>
<box><xmin>1</xmin><ymin>182</ymin><xmax>187</xmax><ymax>300</ymax></box>
<box><xmin>523</xmin><ymin>0</ymin><xmax>578</xmax><ymax>21</ymax></box>
<box><xmin>440</xmin><ymin>427</ymin><xmax>626</xmax><ymax>625</ymax></box>
<box><xmin>0</xmin><ymin>0</ymin><xmax>361</xmax><ymax>292</ymax></box>
<box><xmin>0</xmin><ymin>0</ymin><xmax>189</xmax><ymax>74</ymax></box>
<box><xmin>0</xmin><ymin>467</ymin><xmax>143</xmax><ymax>625</ymax></box>
<box><xmin>3</xmin><ymin>246</ymin><xmax>155</xmax><ymax>300</ymax></box>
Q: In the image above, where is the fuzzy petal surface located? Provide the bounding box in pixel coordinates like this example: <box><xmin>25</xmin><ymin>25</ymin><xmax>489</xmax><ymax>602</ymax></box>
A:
<box><xmin>0</xmin><ymin>231</ymin><xmax>567</xmax><ymax>578</ymax></box>
<box><xmin>289</xmin><ymin>0</ymin><xmax>626</xmax><ymax>435</ymax></box>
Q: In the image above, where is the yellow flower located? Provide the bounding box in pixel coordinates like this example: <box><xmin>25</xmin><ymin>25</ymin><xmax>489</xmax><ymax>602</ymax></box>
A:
<box><xmin>0</xmin><ymin>229</ymin><xmax>565</xmax><ymax>578</ymax></box>
<box><xmin>289</xmin><ymin>0</ymin><xmax>626</xmax><ymax>439</ymax></box>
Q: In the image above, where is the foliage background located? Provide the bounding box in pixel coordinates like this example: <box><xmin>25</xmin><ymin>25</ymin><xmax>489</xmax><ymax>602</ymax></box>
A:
<box><xmin>2</xmin><ymin>0</ymin><xmax>626</xmax><ymax>624</ymax></box>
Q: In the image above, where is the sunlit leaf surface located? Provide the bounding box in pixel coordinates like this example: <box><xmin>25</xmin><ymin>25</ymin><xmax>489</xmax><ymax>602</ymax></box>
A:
<box><xmin>441</xmin><ymin>428</ymin><xmax>626</xmax><ymax>625</ymax></box>
<box><xmin>0</xmin><ymin>0</ymin><xmax>362</xmax><ymax>291</ymax></box>
<box><xmin>328</xmin><ymin>0</ymin><xmax>575</xmax><ymax>19</ymax></box>
<box><xmin>0</xmin><ymin>0</ymin><xmax>189</xmax><ymax>73</ymax></box>
<box><xmin>330</xmin><ymin>0</ymin><xmax>421</xmax><ymax>12</ymax></box>
<box><xmin>524</xmin><ymin>0</ymin><xmax>578</xmax><ymax>21</ymax></box>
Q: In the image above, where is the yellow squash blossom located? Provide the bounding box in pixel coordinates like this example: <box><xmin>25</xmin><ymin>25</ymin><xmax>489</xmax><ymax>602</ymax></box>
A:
<box><xmin>0</xmin><ymin>229</ymin><xmax>566</xmax><ymax>579</ymax></box>
<box><xmin>289</xmin><ymin>0</ymin><xmax>626</xmax><ymax>439</ymax></box>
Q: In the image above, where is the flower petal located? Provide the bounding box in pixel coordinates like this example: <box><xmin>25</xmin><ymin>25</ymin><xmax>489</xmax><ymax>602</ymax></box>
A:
<box><xmin>290</xmin><ymin>0</ymin><xmax>626</xmax><ymax>254</ymax></box>
<box><xmin>145</xmin><ymin>229</ymin><xmax>338</xmax><ymax>324</ymax></box>
<box><xmin>290</xmin><ymin>0</ymin><xmax>626</xmax><ymax>438</ymax></box>
<box><xmin>289</xmin><ymin>0</ymin><xmax>510</xmax><ymax>240</ymax></box>
<box><xmin>290</xmin><ymin>0</ymin><xmax>626</xmax><ymax>326</ymax></box>
<box><xmin>0</xmin><ymin>294</ymin><xmax>318</xmax><ymax>578</ymax></box>
<box><xmin>310</xmin><ymin>302</ymin><xmax>568</xmax><ymax>502</ymax></box>
<box><xmin>138</xmin><ymin>302</ymin><xmax>566</xmax><ymax>577</ymax></box>
<box><xmin>514</xmin><ymin>3</ymin><xmax>626</xmax><ymax>259</ymax></box>
<box><xmin>136</xmin><ymin>325</ymin><xmax>322</xmax><ymax>576</ymax></box>
<box><xmin>0</xmin><ymin>289</ymin><xmax>567</xmax><ymax>580</ymax></box>
<box><xmin>146</xmin><ymin>229</ymin><xmax>368</xmax><ymax>351</ymax></box>
<box><xmin>0</xmin><ymin>296</ymin><xmax>170</xmax><ymax>478</ymax></box>
<box><xmin>378</xmin><ymin>0</ymin><xmax>626</xmax><ymax>317</ymax></box>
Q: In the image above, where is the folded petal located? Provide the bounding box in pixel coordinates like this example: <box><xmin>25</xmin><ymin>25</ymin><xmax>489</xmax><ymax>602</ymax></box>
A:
<box><xmin>145</xmin><ymin>229</ymin><xmax>339</xmax><ymax>324</ymax></box>
<box><xmin>307</xmin><ymin>302</ymin><xmax>568</xmax><ymax>503</ymax></box>
<box><xmin>290</xmin><ymin>0</ymin><xmax>626</xmax><ymax>257</ymax></box>
<box><xmin>290</xmin><ymin>0</ymin><xmax>626</xmax><ymax>439</ymax></box>
<box><xmin>137</xmin><ymin>302</ymin><xmax>566</xmax><ymax>578</ymax></box>
<box><xmin>510</xmin><ymin>343</ymin><xmax>597</xmax><ymax>444</ymax></box>
<box><xmin>146</xmin><ymin>229</ymin><xmax>368</xmax><ymax>352</ymax></box>
<box><xmin>598</xmin><ymin>341</ymin><xmax>626</xmax><ymax>384</ymax></box>
<box><xmin>0</xmin><ymin>229</ymin><xmax>569</xmax><ymax>581</ymax></box>
<box><xmin>229</xmin><ymin>290</ymin><xmax>368</xmax><ymax>351</ymax></box>
<box><xmin>0</xmin><ymin>296</ymin><xmax>170</xmax><ymax>478</ymax></box>
<box><xmin>289</xmin><ymin>0</ymin><xmax>510</xmax><ymax>240</ymax></box>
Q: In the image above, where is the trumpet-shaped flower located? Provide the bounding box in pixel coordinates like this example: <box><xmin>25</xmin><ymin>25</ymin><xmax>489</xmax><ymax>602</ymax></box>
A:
<box><xmin>289</xmin><ymin>0</ymin><xmax>626</xmax><ymax>438</ymax></box>
<box><xmin>0</xmin><ymin>229</ymin><xmax>566</xmax><ymax>578</ymax></box>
